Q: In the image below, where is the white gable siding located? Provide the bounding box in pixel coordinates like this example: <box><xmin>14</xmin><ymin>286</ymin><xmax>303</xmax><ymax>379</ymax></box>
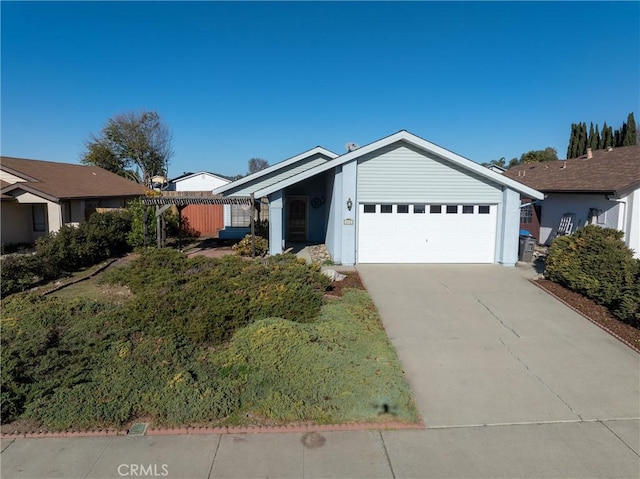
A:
<box><xmin>173</xmin><ymin>173</ymin><xmax>228</xmax><ymax>191</ymax></box>
<box><xmin>226</xmin><ymin>154</ymin><xmax>330</xmax><ymax>197</ymax></box>
<box><xmin>357</xmin><ymin>142</ymin><xmax>502</xmax><ymax>204</ymax></box>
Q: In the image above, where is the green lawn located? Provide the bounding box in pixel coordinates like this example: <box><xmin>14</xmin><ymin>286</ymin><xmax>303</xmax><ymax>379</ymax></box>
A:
<box><xmin>1</xmin><ymin>250</ymin><xmax>418</xmax><ymax>431</ymax></box>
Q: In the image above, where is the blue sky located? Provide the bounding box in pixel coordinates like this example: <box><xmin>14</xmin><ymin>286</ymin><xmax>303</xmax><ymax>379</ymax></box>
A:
<box><xmin>2</xmin><ymin>1</ymin><xmax>638</xmax><ymax>178</ymax></box>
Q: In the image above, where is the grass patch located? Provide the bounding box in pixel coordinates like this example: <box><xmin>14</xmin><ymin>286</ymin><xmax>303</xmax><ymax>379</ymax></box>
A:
<box><xmin>1</xmin><ymin>251</ymin><xmax>418</xmax><ymax>431</ymax></box>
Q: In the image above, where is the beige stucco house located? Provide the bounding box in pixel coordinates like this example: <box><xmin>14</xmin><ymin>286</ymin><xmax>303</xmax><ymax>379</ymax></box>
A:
<box><xmin>1</xmin><ymin>156</ymin><xmax>147</xmax><ymax>246</ymax></box>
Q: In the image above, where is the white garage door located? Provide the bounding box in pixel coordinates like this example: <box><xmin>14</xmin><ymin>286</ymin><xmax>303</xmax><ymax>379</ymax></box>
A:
<box><xmin>357</xmin><ymin>203</ymin><xmax>498</xmax><ymax>263</ymax></box>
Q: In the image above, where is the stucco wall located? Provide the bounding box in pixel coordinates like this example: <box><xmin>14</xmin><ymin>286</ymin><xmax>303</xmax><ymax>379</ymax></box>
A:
<box><xmin>1</xmin><ymin>203</ymin><xmax>33</xmax><ymax>244</ymax></box>
<box><xmin>539</xmin><ymin>194</ymin><xmax>620</xmax><ymax>245</ymax></box>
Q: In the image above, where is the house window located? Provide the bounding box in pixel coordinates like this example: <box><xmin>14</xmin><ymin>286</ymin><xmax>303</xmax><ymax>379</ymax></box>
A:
<box><xmin>413</xmin><ymin>204</ymin><xmax>426</xmax><ymax>214</ymax></box>
<box><xmin>478</xmin><ymin>205</ymin><xmax>490</xmax><ymax>214</ymax></box>
<box><xmin>380</xmin><ymin>204</ymin><xmax>393</xmax><ymax>213</ymax></box>
<box><xmin>430</xmin><ymin>205</ymin><xmax>442</xmax><ymax>214</ymax></box>
<box><xmin>230</xmin><ymin>204</ymin><xmax>252</xmax><ymax>227</ymax></box>
<box><xmin>363</xmin><ymin>204</ymin><xmax>376</xmax><ymax>213</ymax></box>
<box><xmin>520</xmin><ymin>204</ymin><xmax>533</xmax><ymax>224</ymax></box>
<box><xmin>397</xmin><ymin>204</ymin><xmax>409</xmax><ymax>214</ymax></box>
<box><xmin>446</xmin><ymin>205</ymin><xmax>458</xmax><ymax>214</ymax></box>
<box><xmin>32</xmin><ymin>204</ymin><xmax>46</xmax><ymax>231</ymax></box>
<box><xmin>462</xmin><ymin>205</ymin><xmax>474</xmax><ymax>214</ymax></box>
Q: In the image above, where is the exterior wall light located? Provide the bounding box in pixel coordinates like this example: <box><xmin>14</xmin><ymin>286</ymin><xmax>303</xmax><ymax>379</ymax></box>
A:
<box><xmin>347</xmin><ymin>198</ymin><xmax>353</xmax><ymax>211</ymax></box>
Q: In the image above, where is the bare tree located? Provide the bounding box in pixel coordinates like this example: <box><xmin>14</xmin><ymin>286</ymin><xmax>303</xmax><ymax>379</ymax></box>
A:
<box><xmin>81</xmin><ymin>111</ymin><xmax>173</xmax><ymax>186</ymax></box>
<box><xmin>248</xmin><ymin>158</ymin><xmax>269</xmax><ymax>174</ymax></box>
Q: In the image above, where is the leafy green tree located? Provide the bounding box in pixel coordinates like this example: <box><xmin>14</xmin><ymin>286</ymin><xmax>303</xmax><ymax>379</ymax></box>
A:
<box><xmin>594</xmin><ymin>124</ymin><xmax>601</xmax><ymax>149</ymax></box>
<box><xmin>481</xmin><ymin>157</ymin><xmax>506</xmax><ymax>168</ymax></box>
<box><xmin>521</xmin><ymin>147</ymin><xmax>559</xmax><ymax>164</ymax></box>
<box><xmin>81</xmin><ymin>111</ymin><xmax>173</xmax><ymax>186</ymax></box>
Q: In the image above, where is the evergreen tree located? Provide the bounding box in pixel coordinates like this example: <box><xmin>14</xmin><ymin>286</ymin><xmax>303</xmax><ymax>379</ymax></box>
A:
<box><xmin>566</xmin><ymin>123</ymin><xmax>577</xmax><ymax>159</ymax></box>
<box><xmin>614</xmin><ymin>129</ymin><xmax>621</xmax><ymax>147</ymax></box>
<box><xmin>627</xmin><ymin>112</ymin><xmax>637</xmax><ymax>146</ymax></box>
<box><xmin>594</xmin><ymin>124</ymin><xmax>601</xmax><ymax>149</ymax></box>
<box><xmin>602</xmin><ymin>122</ymin><xmax>613</xmax><ymax>148</ymax></box>
<box><xmin>621</xmin><ymin>121</ymin><xmax>629</xmax><ymax>146</ymax></box>
<box><xmin>588</xmin><ymin>122</ymin><xmax>597</xmax><ymax>150</ymax></box>
<box><xmin>577</xmin><ymin>122</ymin><xmax>587</xmax><ymax>156</ymax></box>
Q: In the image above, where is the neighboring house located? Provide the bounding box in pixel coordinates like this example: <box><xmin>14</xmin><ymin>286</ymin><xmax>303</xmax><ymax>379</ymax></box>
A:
<box><xmin>168</xmin><ymin>171</ymin><xmax>231</xmax><ymax>237</ymax></box>
<box><xmin>214</xmin><ymin>130</ymin><xmax>542</xmax><ymax>265</ymax></box>
<box><xmin>1</xmin><ymin>156</ymin><xmax>147</xmax><ymax>245</ymax></box>
<box><xmin>504</xmin><ymin>145</ymin><xmax>640</xmax><ymax>258</ymax></box>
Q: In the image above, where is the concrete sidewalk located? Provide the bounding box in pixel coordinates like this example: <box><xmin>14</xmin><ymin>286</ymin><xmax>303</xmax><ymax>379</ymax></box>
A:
<box><xmin>2</xmin><ymin>420</ymin><xmax>639</xmax><ymax>478</ymax></box>
<box><xmin>2</xmin><ymin>264</ymin><xmax>639</xmax><ymax>478</ymax></box>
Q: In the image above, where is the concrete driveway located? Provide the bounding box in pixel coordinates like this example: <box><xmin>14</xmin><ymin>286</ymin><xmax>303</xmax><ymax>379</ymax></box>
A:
<box><xmin>357</xmin><ymin>264</ymin><xmax>639</xmax><ymax>427</ymax></box>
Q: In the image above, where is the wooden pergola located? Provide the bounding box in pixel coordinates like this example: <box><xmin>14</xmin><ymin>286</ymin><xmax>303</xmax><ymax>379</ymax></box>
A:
<box><xmin>140</xmin><ymin>192</ymin><xmax>257</xmax><ymax>254</ymax></box>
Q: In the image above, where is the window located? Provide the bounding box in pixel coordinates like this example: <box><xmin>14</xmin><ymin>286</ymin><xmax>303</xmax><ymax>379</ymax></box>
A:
<box><xmin>363</xmin><ymin>204</ymin><xmax>376</xmax><ymax>213</ymax></box>
<box><xmin>381</xmin><ymin>204</ymin><xmax>393</xmax><ymax>213</ymax></box>
<box><xmin>397</xmin><ymin>204</ymin><xmax>409</xmax><ymax>214</ymax></box>
<box><xmin>231</xmin><ymin>204</ymin><xmax>252</xmax><ymax>227</ymax></box>
<box><xmin>478</xmin><ymin>205</ymin><xmax>490</xmax><ymax>214</ymax></box>
<box><xmin>446</xmin><ymin>205</ymin><xmax>458</xmax><ymax>214</ymax></box>
<box><xmin>520</xmin><ymin>204</ymin><xmax>533</xmax><ymax>224</ymax></box>
<box><xmin>32</xmin><ymin>204</ymin><xmax>46</xmax><ymax>231</ymax></box>
<box><xmin>413</xmin><ymin>204</ymin><xmax>426</xmax><ymax>214</ymax></box>
<box><xmin>430</xmin><ymin>205</ymin><xmax>442</xmax><ymax>214</ymax></box>
<box><xmin>462</xmin><ymin>205</ymin><xmax>474</xmax><ymax>214</ymax></box>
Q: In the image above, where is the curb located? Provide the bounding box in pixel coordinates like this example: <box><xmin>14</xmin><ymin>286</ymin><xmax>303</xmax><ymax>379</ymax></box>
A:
<box><xmin>530</xmin><ymin>279</ymin><xmax>640</xmax><ymax>354</ymax></box>
<box><xmin>0</xmin><ymin>420</ymin><xmax>424</xmax><ymax>440</ymax></box>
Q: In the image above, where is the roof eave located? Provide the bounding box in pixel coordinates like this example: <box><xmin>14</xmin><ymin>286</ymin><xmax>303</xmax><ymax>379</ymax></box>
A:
<box><xmin>213</xmin><ymin>146</ymin><xmax>338</xmax><ymax>195</ymax></box>
<box><xmin>255</xmin><ymin>130</ymin><xmax>544</xmax><ymax>200</ymax></box>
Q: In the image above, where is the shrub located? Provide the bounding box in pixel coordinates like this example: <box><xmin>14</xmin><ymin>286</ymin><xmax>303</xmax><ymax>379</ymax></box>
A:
<box><xmin>105</xmin><ymin>252</ymin><xmax>330</xmax><ymax>345</ymax></box>
<box><xmin>545</xmin><ymin>225</ymin><xmax>640</xmax><ymax>325</ymax></box>
<box><xmin>1</xmin><ymin>211</ymin><xmax>133</xmax><ymax>296</ymax></box>
<box><xmin>0</xmin><ymin>254</ymin><xmax>42</xmax><ymax>297</ymax></box>
<box><xmin>232</xmin><ymin>234</ymin><xmax>269</xmax><ymax>257</ymax></box>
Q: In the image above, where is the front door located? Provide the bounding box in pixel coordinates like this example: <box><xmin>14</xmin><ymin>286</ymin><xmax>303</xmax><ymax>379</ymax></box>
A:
<box><xmin>287</xmin><ymin>196</ymin><xmax>307</xmax><ymax>241</ymax></box>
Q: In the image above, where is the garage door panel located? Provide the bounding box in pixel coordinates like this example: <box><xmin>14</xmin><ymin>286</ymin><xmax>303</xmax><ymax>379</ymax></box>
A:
<box><xmin>358</xmin><ymin>204</ymin><xmax>497</xmax><ymax>263</ymax></box>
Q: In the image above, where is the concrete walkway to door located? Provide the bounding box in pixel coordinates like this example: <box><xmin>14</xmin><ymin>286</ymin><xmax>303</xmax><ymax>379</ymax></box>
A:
<box><xmin>357</xmin><ymin>264</ymin><xmax>640</xmax><ymax>474</ymax></box>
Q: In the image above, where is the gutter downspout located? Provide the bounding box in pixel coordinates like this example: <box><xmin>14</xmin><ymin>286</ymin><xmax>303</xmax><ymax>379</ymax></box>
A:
<box><xmin>606</xmin><ymin>196</ymin><xmax>627</xmax><ymax>240</ymax></box>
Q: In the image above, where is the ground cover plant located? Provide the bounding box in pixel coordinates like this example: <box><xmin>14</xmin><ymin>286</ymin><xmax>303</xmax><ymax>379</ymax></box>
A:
<box><xmin>1</xmin><ymin>250</ymin><xmax>418</xmax><ymax>431</ymax></box>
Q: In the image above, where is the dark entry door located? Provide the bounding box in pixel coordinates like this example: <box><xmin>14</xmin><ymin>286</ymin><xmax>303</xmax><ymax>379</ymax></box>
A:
<box><xmin>287</xmin><ymin>196</ymin><xmax>307</xmax><ymax>241</ymax></box>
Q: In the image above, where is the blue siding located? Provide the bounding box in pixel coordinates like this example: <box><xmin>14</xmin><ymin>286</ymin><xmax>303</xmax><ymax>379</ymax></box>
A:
<box><xmin>226</xmin><ymin>154</ymin><xmax>331</xmax><ymax>197</ymax></box>
<box><xmin>357</xmin><ymin>141</ymin><xmax>502</xmax><ymax>203</ymax></box>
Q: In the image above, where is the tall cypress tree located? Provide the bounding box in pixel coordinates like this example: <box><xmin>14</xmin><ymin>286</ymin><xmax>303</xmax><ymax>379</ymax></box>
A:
<box><xmin>622</xmin><ymin>121</ymin><xmax>629</xmax><ymax>146</ymax></box>
<box><xmin>594</xmin><ymin>124</ymin><xmax>601</xmax><ymax>149</ymax></box>
<box><xmin>627</xmin><ymin>112</ymin><xmax>637</xmax><ymax>146</ymax></box>
<box><xmin>588</xmin><ymin>122</ymin><xmax>597</xmax><ymax>150</ymax></box>
<box><xmin>567</xmin><ymin>123</ymin><xmax>576</xmax><ymax>158</ymax></box>
<box><xmin>577</xmin><ymin>122</ymin><xmax>587</xmax><ymax>156</ymax></box>
<box><xmin>614</xmin><ymin>129</ymin><xmax>621</xmax><ymax>147</ymax></box>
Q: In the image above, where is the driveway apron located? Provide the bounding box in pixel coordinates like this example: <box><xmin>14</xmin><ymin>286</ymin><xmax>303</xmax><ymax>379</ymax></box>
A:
<box><xmin>356</xmin><ymin>264</ymin><xmax>640</xmax><ymax>428</ymax></box>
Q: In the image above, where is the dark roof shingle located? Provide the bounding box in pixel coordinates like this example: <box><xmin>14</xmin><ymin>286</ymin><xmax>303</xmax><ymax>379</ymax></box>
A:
<box><xmin>504</xmin><ymin>146</ymin><xmax>640</xmax><ymax>194</ymax></box>
<box><xmin>1</xmin><ymin>156</ymin><xmax>148</xmax><ymax>200</ymax></box>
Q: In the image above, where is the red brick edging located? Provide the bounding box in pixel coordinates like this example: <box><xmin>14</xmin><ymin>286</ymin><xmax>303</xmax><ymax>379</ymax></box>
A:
<box><xmin>0</xmin><ymin>420</ymin><xmax>425</xmax><ymax>439</ymax></box>
<box><xmin>530</xmin><ymin>279</ymin><xmax>640</xmax><ymax>354</ymax></box>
